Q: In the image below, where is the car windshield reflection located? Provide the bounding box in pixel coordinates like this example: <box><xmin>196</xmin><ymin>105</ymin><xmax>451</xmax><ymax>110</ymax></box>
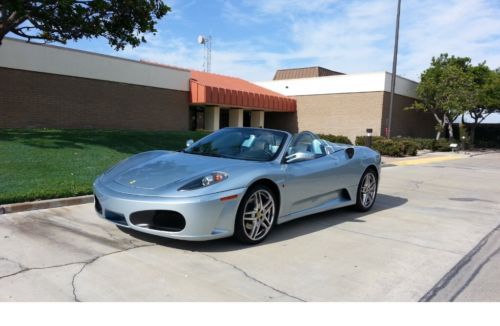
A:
<box><xmin>184</xmin><ymin>128</ymin><xmax>288</xmax><ymax>162</ymax></box>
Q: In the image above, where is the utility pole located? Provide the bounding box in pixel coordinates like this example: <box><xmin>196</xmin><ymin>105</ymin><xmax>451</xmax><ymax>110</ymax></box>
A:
<box><xmin>387</xmin><ymin>0</ymin><xmax>401</xmax><ymax>139</ymax></box>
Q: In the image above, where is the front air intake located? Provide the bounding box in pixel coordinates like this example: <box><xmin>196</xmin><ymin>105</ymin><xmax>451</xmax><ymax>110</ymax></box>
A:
<box><xmin>129</xmin><ymin>210</ymin><xmax>186</xmax><ymax>232</ymax></box>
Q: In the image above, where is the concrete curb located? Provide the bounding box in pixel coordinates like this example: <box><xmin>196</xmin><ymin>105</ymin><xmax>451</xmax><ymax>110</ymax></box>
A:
<box><xmin>0</xmin><ymin>195</ymin><xmax>93</xmax><ymax>215</ymax></box>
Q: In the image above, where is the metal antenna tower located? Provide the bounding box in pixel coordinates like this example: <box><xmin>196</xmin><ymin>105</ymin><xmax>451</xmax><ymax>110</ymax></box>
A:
<box><xmin>197</xmin><ymin>35</ymin><xmax>212</xmax><ymax>72</ymax></box>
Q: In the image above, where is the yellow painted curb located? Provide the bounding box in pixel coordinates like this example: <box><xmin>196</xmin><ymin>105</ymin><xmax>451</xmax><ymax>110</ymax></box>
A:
<box><xmin>392</xmin><ymin>155</ymin><xmax>467</xmax><ymax>166</ymax></box>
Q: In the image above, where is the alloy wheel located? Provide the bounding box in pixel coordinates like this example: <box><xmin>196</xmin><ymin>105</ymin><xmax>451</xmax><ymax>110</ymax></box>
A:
<box><xmin>360</xmin><ymin>172</ymin><xmax>377</xmax><ymax>208</ymax></box>
<box><xmin>242</xmin><ymin>189</ymin><xmax>276</xmax><ymax>241</ymax></box>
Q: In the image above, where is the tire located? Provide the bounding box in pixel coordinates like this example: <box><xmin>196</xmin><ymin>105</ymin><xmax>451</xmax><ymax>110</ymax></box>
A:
<box><xmin>234</xmin><ymin>185</ymin><xmax>277</xmax><ymax>244</ymax></box>
<box><xmin>354</xmin><ymin>168</ymin><xmax>378</xmax><ymax>212</ymax></box>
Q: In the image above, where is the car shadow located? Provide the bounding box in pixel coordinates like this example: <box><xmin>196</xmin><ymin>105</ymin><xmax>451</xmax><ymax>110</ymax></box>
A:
<box><xmin>119</xmin><ymin>193</ymin><xmax>408</xmax><ymax>252</ymax></box>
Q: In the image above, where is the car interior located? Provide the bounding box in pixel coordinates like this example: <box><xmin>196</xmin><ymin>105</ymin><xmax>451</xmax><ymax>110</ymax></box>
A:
<box><xmin>287</xmin><ymin>132</ymin><xmax>326</xmax><ymax>158</ymax></box>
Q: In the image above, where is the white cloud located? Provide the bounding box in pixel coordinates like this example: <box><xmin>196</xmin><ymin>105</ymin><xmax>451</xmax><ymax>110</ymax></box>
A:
<box><xmin>165</xmin><ymin>0</ymin><xmax>199</xmax><ymax>20</ymax></box>
<box><xmin>99</xmin><ymin>0</ymin><xmax>500</xmax><ymax>82</ymax></box>
<box><xmin>244</xmin><ymin>0</ymin><xmax>339</xmax><ymax>15</ymax></box>
<box><xmin>285</xmin><ymin>0</ymin><xmax>397</xmax><ymax>74</ymax></box>
<box><xmin>250</xmin><ymin>0</ymin><xmax>499</xmax><ymax>80</ymax></box>
<box><xmin>221</xmin><ymin>1</ymin><xmax>265</xmax><ymax>25</ymax></box>
<box><xmin>117</xmin><ymin>32</ymin><xmax>205</xmax><ymax>71</ymax></box>
<box><xmin>397</xmin><ymin>0</ymin><xmax>500</xmax><ymax>79</ymax></box>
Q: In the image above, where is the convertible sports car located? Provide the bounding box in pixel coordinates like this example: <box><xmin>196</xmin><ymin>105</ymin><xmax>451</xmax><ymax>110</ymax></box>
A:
<box><xmin>93</xmin><ymin>127</ymin><xmax>381</xmax><ymax>244</ymax></box>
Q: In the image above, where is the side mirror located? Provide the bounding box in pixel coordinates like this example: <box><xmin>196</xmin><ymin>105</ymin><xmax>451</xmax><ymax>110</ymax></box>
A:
<box><xmin>285</xmin><ymin>151</ymin><xmax>316</xmax><ymax>163</ymax></box>
<box><xmin>186</xmin><ymin>139</ymin><xmax>194</xmax><ymax>148</ymax></box>
<box><xmin>345</xmin><ymin>147</ymin><xmax>355</xmax><ymax>159</ymax></box>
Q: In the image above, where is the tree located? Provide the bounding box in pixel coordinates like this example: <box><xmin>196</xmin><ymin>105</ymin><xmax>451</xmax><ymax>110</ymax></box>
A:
<box><xmin>465</xmin><ymin>66</ymin><xmax>500</xmax><ymax>145</ymax></box>
<box><xmin>0</xmin><ymin>1</ymin><xmax>170</xmax><ymax>50</ymax></box>
<box><xmin>409</xmin><ymin>54</ymin><xmax>477</xmax><ymax>140</ymax></box>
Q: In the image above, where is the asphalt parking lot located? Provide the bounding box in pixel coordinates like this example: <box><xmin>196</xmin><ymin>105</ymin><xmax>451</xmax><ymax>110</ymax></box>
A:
<box><xmin>1</xmin><ymin>153</ymin><xmax>499</xmax><ymax>301</ymax></box>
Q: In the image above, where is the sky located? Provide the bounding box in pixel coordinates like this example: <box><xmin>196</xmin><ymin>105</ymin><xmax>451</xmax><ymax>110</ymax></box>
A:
<box><xmin>15</xmin><ymin>0</ymin><xmax>500</xmax><ymax>82</ymax></box>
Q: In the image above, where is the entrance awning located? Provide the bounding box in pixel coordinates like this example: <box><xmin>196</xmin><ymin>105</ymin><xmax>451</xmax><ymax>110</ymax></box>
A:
<box><xmin>190</xmin><ymin>70</ymin><xmax>296</xmax><ymax>112</ymax></box>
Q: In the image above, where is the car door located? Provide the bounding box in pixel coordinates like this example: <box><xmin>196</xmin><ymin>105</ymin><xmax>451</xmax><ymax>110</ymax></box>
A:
<box><xmin>281</xmin><ymin>132</ymin><xmax>346</xmax><ymax>216</ymax></box>
<box><xmin>327</xmin><ymin>145</ymin><xmax>359</xmax><ymax>191</ymax></box>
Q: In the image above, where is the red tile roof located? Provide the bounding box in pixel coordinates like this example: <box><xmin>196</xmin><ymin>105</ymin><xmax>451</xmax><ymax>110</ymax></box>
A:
<box><xmin>190</xmin><ymin>70</ymin><xmax>296</xmax><ymax>112</ymax></box>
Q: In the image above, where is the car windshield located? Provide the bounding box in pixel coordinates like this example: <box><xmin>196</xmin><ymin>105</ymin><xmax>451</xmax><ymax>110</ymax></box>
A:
<box><xmin>184</xmin><ymin>128</ymin><xmax>288</xmax><ymax>162</ymax></box>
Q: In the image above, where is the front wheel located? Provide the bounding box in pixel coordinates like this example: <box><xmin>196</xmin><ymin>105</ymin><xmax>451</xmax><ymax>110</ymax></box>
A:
<box><xmin>354</xmin><ymin>169</ymin><xmax>378</xmax><ymax>212</ymax></box>
<box><xmin>234</xmin><ymin>185</ymin><xmax>277</xmax><ymax>244</ymax></box>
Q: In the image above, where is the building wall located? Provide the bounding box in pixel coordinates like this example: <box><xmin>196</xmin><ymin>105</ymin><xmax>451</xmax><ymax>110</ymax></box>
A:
<box><xmin>381</xmin><ymin>92</ymin><xmax>436</xmax><ymax>138</ymax></box>
<box><xmin>293</xmin><ymin>92</ymin><xmax>386</xmax><ymax>141</ymax></box>
<box><xmin>257</xmin><ymin>71</ymin><xmax>435</xmax><ymax>140</ymax></box>
<box><xmin>256</xmin><ymin>72</ymin><xmax>417</xmax><ymax>98</ymax></box>
<box><xmin>290</xmin><ymin>92</ymin><xmax>435</xmax><ymax>140</ymax></box>
<box><xmin>0</xmin><ymin>38</ymin><xmax>189</xmax><ymax>91</ymax></box>
<box><xmin>0</xmin><ymin>67</ymin><xmax>189</xmax><ymax>130</ymax></box>
<box><xmin>264</xmin><ymin>112</ymin><xmax>299</xmax><ymax>133</ymax></box>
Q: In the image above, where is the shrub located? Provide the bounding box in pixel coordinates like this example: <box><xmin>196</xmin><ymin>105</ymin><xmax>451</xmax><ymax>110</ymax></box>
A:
<box><xmin>417</xmin><ymin>138</ymin><xmax>435</xmax><ymax>150</ymax></box>
<box><xmin>372</xmin><ymin>139</ymin><xmax>405</xmax><ymax>156</ymax></box>
<box><xmin>431</xmin><ymin>139</ymin><xmax>452</xmax><ymax>152</ymax></box>
<box><xmin>399</xmin><ymin>137</ymin><xmax>434</xmax><ymax>150</ymax></box>
<box><xmin>399</xmin><ymin>137</ymin><xmax>456</xmax><ymax>152</ymax></box>
<box><xmin>319</xmin><ymin>134</ymin><xmax>352</xmax><ymax>145</ymax></box>
<box><xmin>354</xmin><ymin>135</ymin><xmax>460</xmax><ymax>155</ymax></box>
<box><xmin>355</xmin><ymin>136</ymin><xmax>385</xmax><ymax>146</ymax></box>
<box><xmin>400</xmin><ymin>140</ymin><xmax>418</xmax><ymax>156</ymax></box>
<box><xmin>355</xmin><ymin>136</ymin><xmax>419</xmax><ymax>156</ymax></box>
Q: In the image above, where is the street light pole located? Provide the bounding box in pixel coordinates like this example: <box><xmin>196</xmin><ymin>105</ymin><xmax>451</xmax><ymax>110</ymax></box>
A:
<box><xmin>387</xmin><ymin>0</ymin><xmax>401</xmax><ymax>139</ymax></box>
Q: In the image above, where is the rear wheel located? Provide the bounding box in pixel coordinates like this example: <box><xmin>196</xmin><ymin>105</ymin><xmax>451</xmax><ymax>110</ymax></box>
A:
<box><xmin>354</xmin><ymin>169</ymin><xmax>378</xmax><ymax>212</ymax></box>
<box><xmin>234</xmin><ymin>185</ymin><xmax>277</xmax><ymax>244</ymax></box>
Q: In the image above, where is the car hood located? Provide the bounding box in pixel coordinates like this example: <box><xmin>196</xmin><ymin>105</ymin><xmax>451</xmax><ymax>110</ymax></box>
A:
<box><xmin>99</xmin><ymin>150</ymin><xmax>259</xmax><ymax>195</ymax></box>
<box><xmin>114</xmin><ymin>152</ymin><xmax>212</xmax><ymax>189</ymax></box>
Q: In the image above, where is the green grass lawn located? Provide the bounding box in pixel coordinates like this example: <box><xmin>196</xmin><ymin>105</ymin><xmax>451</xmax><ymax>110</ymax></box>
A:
<box><xmin>0</xmin><ymin>129</ymin><xmax>209</xmax><ymax>205</ymax></box>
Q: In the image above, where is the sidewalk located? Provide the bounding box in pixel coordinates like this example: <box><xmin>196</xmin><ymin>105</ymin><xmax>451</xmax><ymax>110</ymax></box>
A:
<box><xmin>381</xmin><ymin>148</ymin><xmax>500</xmax><ymax>167</ymax></box>
<box><xmin>382</xmin><ymin>151</ymin><xmax>470</xmax><ymax>167</ymax></box>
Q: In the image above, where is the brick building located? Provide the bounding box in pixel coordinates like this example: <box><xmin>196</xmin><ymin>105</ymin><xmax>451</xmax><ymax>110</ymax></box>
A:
<box><xmin>257</xmin><ymin>68</ymin><xmax>435</xmax><ymax>141</ymax></box>
<box><xmin>0</xmin><ymin>38</ymin><xmax>292</xmax><ymax>132</ymax></box>
<box><xmin>0</xmin><ymin>38</ymin><xmax>434</xmax><ymax>141</ymax></box>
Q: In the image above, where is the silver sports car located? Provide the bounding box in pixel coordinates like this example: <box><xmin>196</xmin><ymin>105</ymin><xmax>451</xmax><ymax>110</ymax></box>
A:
<box><xmin>93</xmin><ymin>127</ymin><xmax>381</xmax><ymax>244</ymax></box>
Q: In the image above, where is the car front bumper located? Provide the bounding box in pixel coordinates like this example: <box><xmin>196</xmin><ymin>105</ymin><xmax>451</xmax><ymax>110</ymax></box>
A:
<box><xmin>93</xmin><ymin>181</ymin><xmax>246</xmax><ymax>241</ymax></box>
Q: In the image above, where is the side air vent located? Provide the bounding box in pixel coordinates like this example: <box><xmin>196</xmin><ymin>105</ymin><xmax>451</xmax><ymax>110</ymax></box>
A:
<box><xmin>94</xmin><ymin>196</ymin><xmax>103</xmax><ymax>215</ymax></box>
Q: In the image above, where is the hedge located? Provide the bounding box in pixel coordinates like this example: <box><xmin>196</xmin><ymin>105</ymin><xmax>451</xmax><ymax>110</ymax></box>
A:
<box><xmin>355</xmin><ymin>136</ymin><xmax>452</xmax><ymax>156</ymax></box>
<box><xmin>316</xmin><ymin>135</ymin><xmax>454</xmax><ymax>157</ymax></box>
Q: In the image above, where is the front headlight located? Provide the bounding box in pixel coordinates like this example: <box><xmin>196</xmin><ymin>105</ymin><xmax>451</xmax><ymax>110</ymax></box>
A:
<box><xmin>178</xmin><ymin>172</ymin><xmax>229</xmax><ymax>191</ymax></box>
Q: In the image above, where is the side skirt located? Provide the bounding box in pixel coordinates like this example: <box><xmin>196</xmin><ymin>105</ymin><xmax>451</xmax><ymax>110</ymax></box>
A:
<box><xmin>277</xmin><ymin>185</ymin><xmax>357</xmax><ymax>225</ymax></box>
